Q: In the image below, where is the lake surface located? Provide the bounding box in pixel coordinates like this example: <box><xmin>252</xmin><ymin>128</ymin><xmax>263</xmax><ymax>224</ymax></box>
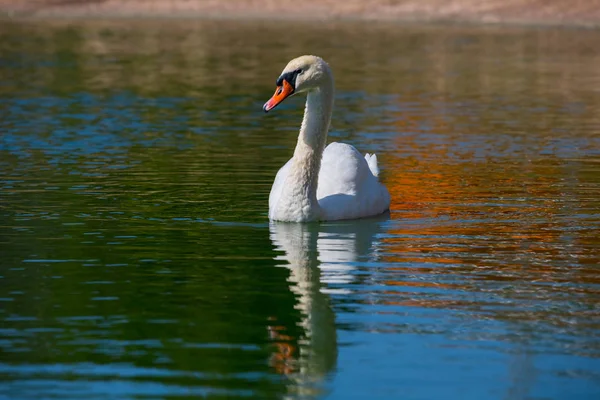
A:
<box><xmin>1</xmin><ymin>19</ymin><xmax>599</xmax><ymax>399</ymax></box>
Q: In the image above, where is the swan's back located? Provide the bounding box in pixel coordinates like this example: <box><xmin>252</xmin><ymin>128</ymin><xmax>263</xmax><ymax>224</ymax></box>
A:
<box><xmin>317</xmin><ymin>142</ymin><xmax>390</xmax><ymax>221</ymax></box>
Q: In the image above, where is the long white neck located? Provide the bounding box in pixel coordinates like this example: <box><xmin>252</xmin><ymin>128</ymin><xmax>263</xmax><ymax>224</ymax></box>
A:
<box><xmin>276</xmin><ymin>81</ymin><xmax>334</xmax><ymax>222</ymax></box>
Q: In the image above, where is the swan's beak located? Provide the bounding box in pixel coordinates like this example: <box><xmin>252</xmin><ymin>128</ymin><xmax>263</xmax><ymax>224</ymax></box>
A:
<box><xmin>263</xmin><ymin>80</ymin><xmax>294</xmax><ymax>113</ymax></box>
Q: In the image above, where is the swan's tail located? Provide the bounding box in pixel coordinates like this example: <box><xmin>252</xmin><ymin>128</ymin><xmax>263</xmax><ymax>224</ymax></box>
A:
<box><xmin>365</xmin><ymin>153</ymin><xmax>380</xmax><ymax>178</ymax></box>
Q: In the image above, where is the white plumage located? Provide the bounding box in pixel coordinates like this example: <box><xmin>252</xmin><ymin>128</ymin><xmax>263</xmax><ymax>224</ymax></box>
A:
<box><xmin>264</xmin><ymin>56</ymin><xmax>391</xmax><ymax>222</ymax></box>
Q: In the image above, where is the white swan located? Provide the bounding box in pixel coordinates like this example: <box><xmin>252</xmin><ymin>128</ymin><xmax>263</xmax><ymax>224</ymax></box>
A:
<box><xmin>264</xmin><ymin>55</ymin><xmax>391</xmax><ymax>222</ymax></box>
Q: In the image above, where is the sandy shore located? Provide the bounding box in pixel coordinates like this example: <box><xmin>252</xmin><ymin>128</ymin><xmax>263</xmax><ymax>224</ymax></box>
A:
<box><xmin>1</xmin><ymin>0</ymin><xmax>600</xmax><ymax>26</ymax></box>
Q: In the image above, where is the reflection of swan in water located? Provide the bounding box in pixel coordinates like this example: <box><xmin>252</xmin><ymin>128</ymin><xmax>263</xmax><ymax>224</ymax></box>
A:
<box><xmin>268</xmin><ymin>214</ymin><xmax>389</xmax><ymax>396</ymax></box>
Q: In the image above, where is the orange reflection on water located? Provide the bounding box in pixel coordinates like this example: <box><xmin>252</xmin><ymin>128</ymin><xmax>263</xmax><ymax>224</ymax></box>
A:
<box><xmin>267</xmin><ymin>319</ymin><xmax>298</xmax><ymax>376</ymax></box>
<box><xmin>376</xmin><ymin>124</ymin><xmax>599</xmax><ymax>320</ymax></box>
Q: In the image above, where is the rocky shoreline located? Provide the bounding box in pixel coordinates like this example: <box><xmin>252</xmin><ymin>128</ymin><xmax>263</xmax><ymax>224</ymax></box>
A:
<box><xmin>1</xmin><ymin>0</ymin><xmax>599</xmax><ymax>27</ymax></box>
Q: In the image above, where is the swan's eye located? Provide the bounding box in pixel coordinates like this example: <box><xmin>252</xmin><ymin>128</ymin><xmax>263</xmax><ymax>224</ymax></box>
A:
<box><xmin>296</xmin><ymin>69</ymin><xmax>303</xmax><ymax>75</ymax></box>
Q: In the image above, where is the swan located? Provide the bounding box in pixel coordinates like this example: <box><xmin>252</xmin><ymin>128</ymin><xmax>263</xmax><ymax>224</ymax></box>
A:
<box><xmin>263</xmin><ymin>55</ymin><xmax>391</xmax><ymax>222</ymax></box>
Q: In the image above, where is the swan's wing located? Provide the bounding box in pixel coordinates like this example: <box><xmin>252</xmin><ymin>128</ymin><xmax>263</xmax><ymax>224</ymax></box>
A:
<box><xmin>317</xmin><ymin>142</ymin><xmax>390</xmax><ymax>220</ymax></box>
<box><xmin>364</xmin><ymin>153</ymin><xmax>379</xmax><ymax>177</ymax></box>
<box><xmin>269</xmin><ymin>159</ymin><xmax>292</xmax><ymax>218</ymax></box>
<box><xmin>317</xmin><ymin>142</ymin><xmax>372</xmax><ymax>198</ymax></box>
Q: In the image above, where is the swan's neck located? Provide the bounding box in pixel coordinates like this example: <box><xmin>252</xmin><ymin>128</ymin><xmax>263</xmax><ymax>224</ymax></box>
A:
<box><xmin>280</xmin><ymin>84</ymin><xmax>334</xmax><ymax>221</ymax></box>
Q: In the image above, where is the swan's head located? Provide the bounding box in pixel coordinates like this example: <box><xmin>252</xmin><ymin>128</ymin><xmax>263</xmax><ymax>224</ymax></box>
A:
<box><xmin>263</xmin><ymin>55</ymin><xmax>331</xmax><ymax>113</ymax></box>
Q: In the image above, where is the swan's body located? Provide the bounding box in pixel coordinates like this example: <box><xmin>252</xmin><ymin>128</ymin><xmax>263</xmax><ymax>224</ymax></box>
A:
<box><xmin>270</xmin><ymin>143</ymin><xmax>389</xmax><ymax>221</ymax></box>
<box><xmin>264</xmin><ymin>55</ymin><xmax>390</xmax><ymax>222</ymax></box>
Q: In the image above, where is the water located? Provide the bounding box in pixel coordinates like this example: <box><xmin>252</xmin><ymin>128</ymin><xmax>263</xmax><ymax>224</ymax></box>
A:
<box><xmin>1</xmin><ymin>19</ymin><xmax>599</xmax><ymax>399</ymax></box>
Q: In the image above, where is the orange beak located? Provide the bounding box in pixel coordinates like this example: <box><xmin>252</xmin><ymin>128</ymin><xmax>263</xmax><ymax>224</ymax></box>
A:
<box><xmin>263</xmin><ymin>79</ymin><xmax>294</xmax><ymax>112</ymax></box>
